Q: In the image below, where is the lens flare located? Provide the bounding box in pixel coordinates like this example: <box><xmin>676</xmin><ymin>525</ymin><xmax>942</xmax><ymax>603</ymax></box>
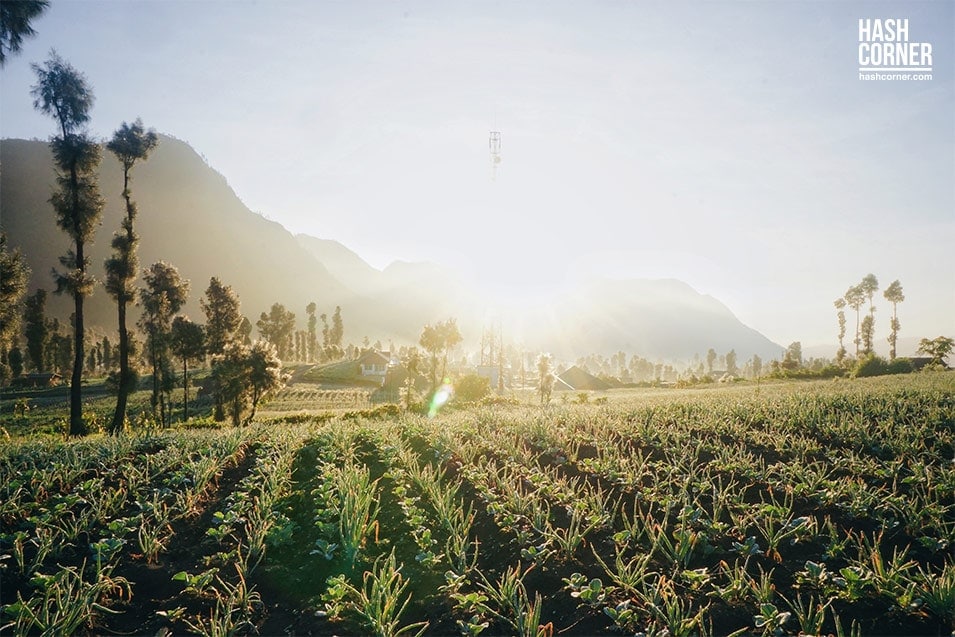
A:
<box><xmin>428</xmin><ymin>379</ymin><xmax>453</xmax><ymax>418</ymax></box>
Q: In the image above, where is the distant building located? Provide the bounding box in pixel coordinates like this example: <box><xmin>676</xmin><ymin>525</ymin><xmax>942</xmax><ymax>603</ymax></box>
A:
<box><xmin>555</xmin><ymin>366</ymin><xmax>610</xmax><ymax>391</ymax></box>
<box><xmin>909</xmin><ymin>357</ymin><xmax>944</xmax><ymax>371</ymax></box>
<box><xmin>356</xmin><ymin>350</ymin><xmax>391</xmax><ymax>380</ymax></box>
<box><xmin>475</xmin><ymin>364</ymin><xmax>511</xmax><ymax>390</ymax></box>
<box><xmin>552</xmin><ymin>375</ymin><xmax>575</xmax><ymax>391</ymax></box>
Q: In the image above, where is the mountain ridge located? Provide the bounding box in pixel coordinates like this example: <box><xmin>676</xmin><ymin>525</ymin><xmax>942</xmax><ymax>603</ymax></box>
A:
<box><xmin>1</xmin><ymin>135</ymin><xmax>782</xmax><ymax>362</ymax></box>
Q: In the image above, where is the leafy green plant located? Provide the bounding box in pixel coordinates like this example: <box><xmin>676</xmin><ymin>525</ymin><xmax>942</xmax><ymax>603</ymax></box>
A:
<box><xmin>563</xmin><ymin>573</ymin><xmax>610</xmax><ymax>607</ymax></box>
<box><xmin>172</xmin><ymin>568</ymin><xmax>220</xmax><ymax>597</ymax></box>
<box><xmin>2</xmin><ymin>562</ymin><xmax>131</xmax><ymax>636</ymax></box>
<box><xmin>332</xmin><ymin>460</ymin><xmax>381</xmax><ymax>568</ymax></box>
<box><xmin>917</xmin><ymin>563</ymin><xmax>955</xmax><ymax>630</ymax></box>
<box><xmin>836</xmin><ymin>566</ymin><xmax>872</xmax><ymax>601</ymax></box>
<box><xmin>322</xmin><ymin>551</ymin><xmax>428</xmax><ymax>637</ymax></box>
<box><xmin>781</xmin><ymin>593</ymin><xmax>830</xmax><ymax>636</ymax></box>
<box><xmin>181</xmin><ymin>566</ymin><xmax>261</xmax><ymax>637</ymax></box>
<box><xmin>753</xmin><ymin>603</ymin><xmax>790</xmax><ymax>636</ymax></box>
<box><xmin>593</xmin><ymin>546</ymin><xmax>654</xmax><ymax>595</ymax></box>
<box><xmin>603</xmin><ymin>600</ymin><xmax>640</xmax><ymax>633</ymax></box>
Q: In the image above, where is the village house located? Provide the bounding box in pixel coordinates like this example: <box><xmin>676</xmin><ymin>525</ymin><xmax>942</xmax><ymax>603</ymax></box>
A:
<box><xmin>356</xmin><ymin>350</ymin><xmax>392</xmax><ymax>381</ymax></box>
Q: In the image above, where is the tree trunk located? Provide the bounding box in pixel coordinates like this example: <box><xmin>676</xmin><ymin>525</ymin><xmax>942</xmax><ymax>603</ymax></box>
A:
<box><xmin>891</xmin><ymin>303</ymin><xmax>898</xmax><ymax>360</ymax></box>
<box><xmin>69</xmin><ymin>158</ymin><xmax>87</xmax><ymax>437</ymax></box>
<box><xmin>855</xmin><ymin>308</ymin><xmax>862</xmax><ymax>358</ymax></box>
<box><xmin>246</xmin><ymin>388</ymin><xmax>260</xmax><ymax>426</ymax></box>
<box><xmin>183</xmin><ymin>357</ymin><xmax>188</xmax><ymax>423</ymax></box>
<box><xmin>70</xmin><ymin>289</ymin><xmax>86</xmax><ymax>436</ymax></box>
<box><xmin>110</xmin><ymin>299</ymin><xmax>130</xmax><ymax>435</ymax></box>
<box><xmin>110</xmin><ymin>174</ymin><xmax>134</xmax><ymax>435</ymax></box>
<box><xmin>157</xmin><ymin>350</ymin><xmax>167</xmax><ymax>428</ymax></box>
<box><xmin>150</xmin><ymin>338</ymin><xmax>161</xmax><ymax>421</ymax></box>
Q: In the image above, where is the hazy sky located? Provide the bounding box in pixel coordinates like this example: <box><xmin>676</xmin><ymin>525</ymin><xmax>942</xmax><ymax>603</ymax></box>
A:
<box><xmin>1</xmin><ymin>0</ymin><xmax>952</xmax><ymax>349</ymax></box>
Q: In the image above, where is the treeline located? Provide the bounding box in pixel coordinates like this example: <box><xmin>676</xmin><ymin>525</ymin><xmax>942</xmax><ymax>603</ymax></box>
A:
<box><xmin>764</xmin><ymin>274</ymin><xmax>951</xmax><ymax>380</ymax></box>
<box><xmin>566</xmin><ymin>349</ymin><xmax>758</xmax><ymax>386</ymax></box>
<box><xmin>562</xmin><ymin>282</ymin><xmax>952</xmax><ymax>388</ymax></box>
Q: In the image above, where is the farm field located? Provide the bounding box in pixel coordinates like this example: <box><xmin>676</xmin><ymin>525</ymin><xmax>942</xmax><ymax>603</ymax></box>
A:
<box><xmin>0</xmin><ymin>378</ymin><xmax>217</xmax><ymax>439</ymax></box>
<box><xmin>1</xmin><ymin>373</ymin><xmax>954</xmax><ymax>636</ymax></box>
<box><xmin>258</xmin><ymin>385</ymin><xmax>375</xmax><ymax>416</ymax></box>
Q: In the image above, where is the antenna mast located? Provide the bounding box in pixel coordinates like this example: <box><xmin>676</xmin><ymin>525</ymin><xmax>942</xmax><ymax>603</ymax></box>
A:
<box><xmin>489</xmin><ymin>130</ymin><xmax>502</xmax><ymax>181</ymax></box>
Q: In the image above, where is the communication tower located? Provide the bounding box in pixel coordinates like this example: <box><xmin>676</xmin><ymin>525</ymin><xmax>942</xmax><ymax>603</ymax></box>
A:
<box><xmin>489</xmin><ymin>131</ymin><xmax>502</xmax><ymax>180</ymax></box>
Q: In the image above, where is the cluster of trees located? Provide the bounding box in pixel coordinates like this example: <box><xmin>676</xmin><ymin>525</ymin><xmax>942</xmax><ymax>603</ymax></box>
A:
<box><xmin>0</xmin><ymin>51</ymin><xmax>288</xmax><ymax>435</ymax></box>
<box><xmin>256</xmin><ymin>302</ymin><xmax>344</xmax><ymax>364</ymax></box>
<box><xmin>2</xmin><ymin>285</ymin><xmax>79</xmax><ymax>381</ymax></box>
<box><xmin>759</xmin><ymin>275</ymin><xmax>950</xmax><ymax>380</ymax></box>
<box><xmin>0</xmin><ymin>234</ymin><xmax>32</xmax><ymax>382</ymax></box>
<box><xmin>829</xmin><ymin>274</ymin><xmax>953</xmax><ymax>375</ymax></box>
<box><xmin>574</xmin><ymin>352</ymin><xmax>659</xmax><ymax>383</ymax></box>
<box><xmin>763</xmin><ymin>273</ymin><xmax>950</xmax><ymax>379</ymax></box>
<box><xmin>381</xmin><ymin>319</ymin><xmax>464</xmax><ymax>411</ymax></box>
<box><xmin>834</xmin><ymin>274</ymin><xmax>905</xmax><ymax>362</ymax></box>
<box><xmin>418</xmin><ymin>318</ymin><xmax>462</xmax><ymax>388</ymax></box>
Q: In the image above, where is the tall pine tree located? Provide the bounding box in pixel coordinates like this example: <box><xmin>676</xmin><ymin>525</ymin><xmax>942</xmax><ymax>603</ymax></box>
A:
<box><xmin>883</xmin><ymin>280</ymin><xmax>904</xmax><ymax>361</ymax></box>
<box><xmin>105</xmin><ymin>119</ymin><xmax>158</xmax><ymax>434</ymax></box>
<box><xmin>32</xmin><ymin>52</ymin><xmax>103</xmax><ymax>436</ymax></box>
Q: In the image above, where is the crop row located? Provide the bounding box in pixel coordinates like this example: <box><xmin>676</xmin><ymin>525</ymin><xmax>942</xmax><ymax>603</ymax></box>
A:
<box><xmin>0</xmin><ymin>428</ymin><xmax>254</xmax><ymax>634</ymax></box>
<box><xmin>260</xmin><ymin>386</ymin><xmax>372</xmax><ymax>412</ymax></box>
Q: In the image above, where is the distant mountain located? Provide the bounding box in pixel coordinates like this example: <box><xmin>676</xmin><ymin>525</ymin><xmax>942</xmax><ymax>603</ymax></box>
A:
<box><xmin>1</xmin><ymin>136</ymin><xmax>781</xmax><ymax>362</ymax></box>
<box><xmin>0</xmin><ymin>136</ymin><xmax>355</xmax><ymax>333</ymax></box>
<box><xmin>295</xmin><ymin>234</ymin><xmax>379</xmax><ymax>295</ymax></box>
<box><xmin>508</xmin><ymin>278</ymin><xmax>783</xmax><ymax>361</ymax></box>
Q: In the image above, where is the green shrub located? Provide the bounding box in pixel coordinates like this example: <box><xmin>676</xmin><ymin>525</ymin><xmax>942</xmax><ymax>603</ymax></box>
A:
<box><xmin>454</xmin><ymin>374</ymin><xmax>491</xmax><ymax>402</ymax></box>
<box><xmin>180</xmin><ymin>415</ymin><xmax>223</xmax><ymax>429</ymax></box>
<box><xmin>770</xmin><ymin>365</ymin><xmax>845</xmax><ymax>380</ymax></box>
<box><xmin>851</xmin><ymin>354</ymin><xmax>887</xmax><ymax>378</ymax></box>
<box><xmin>853</xmin><ymin>355</ymin><xmax>922</xmax><ymax>378</ymax></box>
<box><xmin>885</xmin><ymin>358</ymin><xmax>914</xmax><ymax>375</ymax></box>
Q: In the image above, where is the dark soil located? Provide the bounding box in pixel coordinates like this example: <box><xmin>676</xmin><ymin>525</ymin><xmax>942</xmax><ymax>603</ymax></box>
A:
<box><xmin>102</xmin><ymin>443</ymin><xmax>257</xmax><ymax>636</ymax></box>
